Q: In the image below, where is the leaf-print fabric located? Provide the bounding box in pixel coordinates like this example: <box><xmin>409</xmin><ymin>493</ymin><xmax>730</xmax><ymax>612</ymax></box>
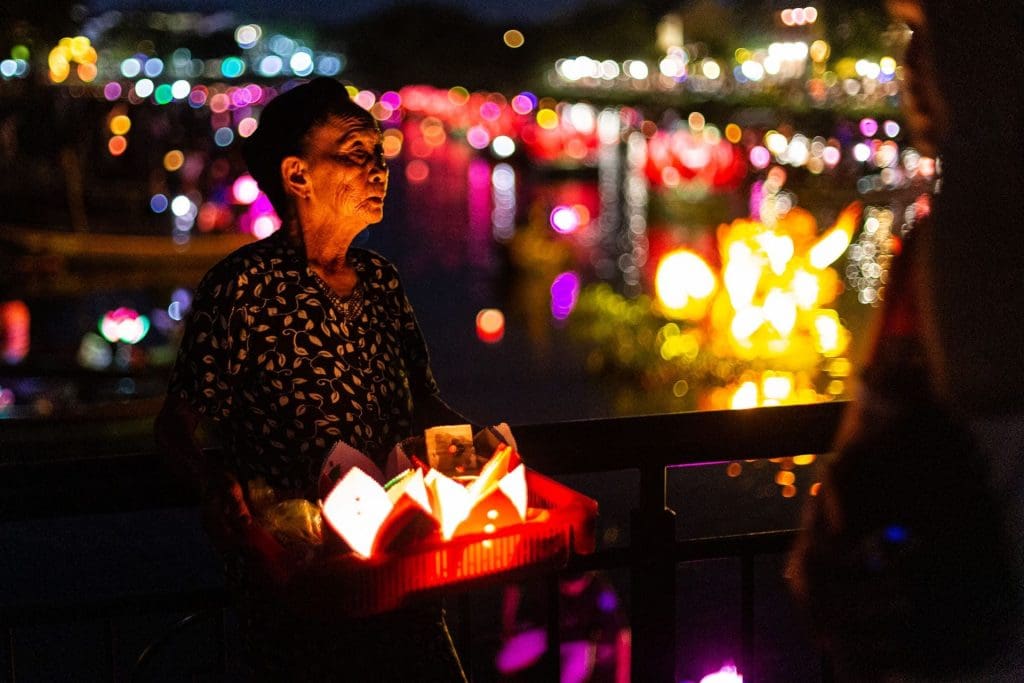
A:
<box><xmin>169</xmin><ymin>230</ymin><xmax>440</xmax><ymax>500</ymax></box>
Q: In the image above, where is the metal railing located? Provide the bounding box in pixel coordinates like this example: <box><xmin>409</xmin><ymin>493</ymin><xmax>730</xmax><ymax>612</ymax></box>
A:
<box><xmin>1</xmin><ymin>400</ymin><xmax>846</xmax><ymax>681</ymax></box>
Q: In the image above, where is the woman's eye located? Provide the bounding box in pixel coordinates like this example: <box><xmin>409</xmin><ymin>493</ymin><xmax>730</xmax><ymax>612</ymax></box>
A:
<box><xmin>336</xmin><ymin>150</ymin><xmax>368</xmax><ymax>163</ymax></box>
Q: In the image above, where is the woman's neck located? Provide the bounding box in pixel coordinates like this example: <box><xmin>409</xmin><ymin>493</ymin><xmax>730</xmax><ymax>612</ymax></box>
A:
<box><xmin>286</xmin><ymin>216</ymin><xmax>358</xmax><ymax>275</ymax></box>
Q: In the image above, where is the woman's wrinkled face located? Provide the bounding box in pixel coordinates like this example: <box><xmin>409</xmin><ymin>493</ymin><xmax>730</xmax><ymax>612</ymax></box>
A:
<box><xmin>887</xmin><ymin>0</ymin><xmax>948</xmax><ymax>157</ymax></box>
<box><xmin>300</xmin><ymin>114</ymin><xmax>388</xmax><ymax>227</ymax></box>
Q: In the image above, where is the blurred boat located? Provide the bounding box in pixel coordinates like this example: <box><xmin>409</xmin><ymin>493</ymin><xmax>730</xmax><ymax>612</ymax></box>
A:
<box><xmin>0</xmin><ymin>225</ymin><xmax>255</xmax><ymax>295</ymax></box>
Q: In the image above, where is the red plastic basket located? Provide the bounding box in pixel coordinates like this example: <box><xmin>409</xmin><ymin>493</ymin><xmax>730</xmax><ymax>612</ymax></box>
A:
<box><xmin>291</xmin><ymin>469</ymin><xmax>598</xmax><ymax>617</ymax></box>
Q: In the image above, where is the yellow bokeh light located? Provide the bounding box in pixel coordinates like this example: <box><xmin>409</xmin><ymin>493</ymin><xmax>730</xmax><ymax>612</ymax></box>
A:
<box><xmin>382</xmin><ymin>129</ymin><xmax>403</xmax><ymax>158</ymax></box>
<box><xmin>447</xmin><ymin>86</ymin><xmax>470</xmax><ymax>106</ymax></box>
<box><xmin>76</xmin><ymin>62</ymin><xmax>97</xmax><ymax>82</ymax></box>
<box><xmin>809</xmin><ymin>40</ymin><xmax>830</xmax><ymax>63</ymax></box>
<box><xmin>725</xmin><ymin>123</ymin><xmax>742</xmax><ymax>144</ymax></box>
<box><xmin>808</xmin><ymin>229</ymin><xmax>850</xmax><ymax>270</ymax></box>
<box><xmin>758</xmin><ymin>232</ymin><xmax>794</xmax><ymax>275</ymax></box>
<box><xmin>69</xmin><ymin>36</ymin><xmax>91</xmax><ymax>62</ymax></box>
<box><xmin>723</xmin><ymin>259</ymin><xmax>760</xmax><ymax>309</ymax></box>
<box><xmin>763</xmin><ymin>289</ymin><xmax>796</xmax><ymax>336</ymax></box>
<box><xmin>109</xmin><ymin>115</ymin><xmax>132</xmax><ymax>136</ymax></box>
<box><xmin>420</xmin><ymin>117</ymin><xmax>447</xmax><ymax>147</ymax></box>
<box><xmin>49</xmin><ymin>65</ymin><xmax>70</xmax><ymax>83</ymax></box>
<box><xmin>163</xmin><ymin>149</ymin><xmax>185</xmax><ymax>172</ymax></box>
<box><xmin>730</xmin><ymin>306</ymin><xmax>763</xmax><ymax>342</ymax></box>
<box><xmin>812</xmin><ymin>311</ymin><xmax>840</xmax><ymax>354</ymax></box>
<box><xmin>503</xmin><ymin>29</ymin><xmax>525</xmax><ymax>48</ymax></box>
<box><xmin>369</xmin><ymin>102</ymin><xmax>392</xmax><ymax>121</ymax></box>
<box><xmin>763</xmin><ymin>372</ymin><xmax>794</xmax><ymax>401</ymax></box>
<box><xmin>48</xmin><ymin>47</ymin><xmax>69</xmax><ymax>70</ymax></box>
<box><xmin>827</xmin><ymin>357</ymin><xmax>851</xmax><ymax>377</ymax></box>
<box><xmin>730</xmin><ymin>381</ymin><xmax>759</xmax><ymax>409</ymax></box>
<box><xmin>49</xmin><ymin>36</ymin><xmax>98</xmax><ymax>83</ymax></box>
<box><xmin>765</xmin><ymin>131</ymin><xmax>788</xmax><ymax>155</ymax></box>
<box><xmin>775</xmin><ymin>470</ymin><xmax>795</xmax><ymax>486</ymax></box>
<box><xmin>793</xmin><ymin>454</ymin><xmax>816</xmax><ymax>466</ymax></box>
<box><xmin>792</xmin><ymin>268</ymin><xmax>820</xmax><ymax>309</ymax></box>
<box><xmin>655</xmin><ymin>249</ymin><xmax>717</xmax><ymax>314</ymax></box>
<box><xmin>536</xmin><ymin>108</ymin><xmax>559</xmax><ymax>130</ymax></box>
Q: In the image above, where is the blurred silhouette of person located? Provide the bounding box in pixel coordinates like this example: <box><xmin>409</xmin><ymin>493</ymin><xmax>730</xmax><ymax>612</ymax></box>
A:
<box><xmin>496</xmin><ymin>572</ymin><xmax>630</xmax><ymax>683</ymax></box>
<box><xmin>789</xmin><ymin>1</ymin><xmax>1024</xmax><ymax>679</ymax></box>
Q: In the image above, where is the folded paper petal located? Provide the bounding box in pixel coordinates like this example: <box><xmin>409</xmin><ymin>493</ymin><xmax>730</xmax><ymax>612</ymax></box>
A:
<box><xmin>319</xmin><ymin>441</ymin><xmax>384</xmax><ymax>499</ymax></box>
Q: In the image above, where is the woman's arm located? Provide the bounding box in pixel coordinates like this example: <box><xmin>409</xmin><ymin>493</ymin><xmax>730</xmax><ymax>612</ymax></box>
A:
<box><xmin>154</xmin><ymin>394</ymin><xmax>253</xmax><ymax>553</ymax></box>
<box><xmin>154</xmin><ymin>393</ymin><xmax>210</xmax><ymax>495</ymax></box>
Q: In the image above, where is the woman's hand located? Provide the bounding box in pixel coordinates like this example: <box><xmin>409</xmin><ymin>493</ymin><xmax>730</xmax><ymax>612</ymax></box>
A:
<box><xmin>202</xmin><ymin>471</ymin><xmax>297</xmax><ymax>587</ymax></box>
<box><xmin>201</xmin><ymin>470</ymin><xmax>252</xmax><ymax>550</ymax></box>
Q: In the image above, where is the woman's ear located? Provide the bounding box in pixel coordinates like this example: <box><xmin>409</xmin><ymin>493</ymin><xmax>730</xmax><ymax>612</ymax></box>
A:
<box><xmin>280</xmin><ymin>156</ymin><xmax>310</xmax><ymax>200</ymax></box>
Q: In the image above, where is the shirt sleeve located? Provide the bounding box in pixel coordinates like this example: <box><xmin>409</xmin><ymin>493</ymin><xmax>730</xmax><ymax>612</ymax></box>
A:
<box><xmin>167</xmin><ymin>266</ymin><xmax>249</xmax><ymax>421</ymax></box>
<box><xmin>389</xmin><ymin>267</ymin><xmax>440</xmax><ymax>400</ymax></box>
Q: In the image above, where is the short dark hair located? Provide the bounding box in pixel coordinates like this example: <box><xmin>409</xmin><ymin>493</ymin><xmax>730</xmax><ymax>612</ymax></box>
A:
<box><xmin>243</xmin><ymin>78</ymin><xmax>377</xmax><ymax>218</ymax></box>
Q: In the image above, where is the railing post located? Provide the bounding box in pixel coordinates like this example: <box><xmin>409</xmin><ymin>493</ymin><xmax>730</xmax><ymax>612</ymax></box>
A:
<box><xmin>740</xmin><ymin>551</ymin><xmax>755</xmax><ymax>681</ymax></box>
<box><xmin>107</xmin><ymin>618</ymin><xmax>117</xmax><ymax>683</ymax></box>
<box><xmin>630</xmin><ymin>463</ymin><xmax>676</xmax><ymax>683</ymax></box>
<box><xmin>6</xmin><ymin>626</ymin><xmax>15</xmax><ymax>683</ymax></box>
<box><xmin>456</xmin><ymin>593</ymin><xmax>473</xmax><ymax>679</ymax></box>
<box><xmin>538</xmin><ymin>573</ymin><xmax>561</xmax><ymax>681</ymax></box>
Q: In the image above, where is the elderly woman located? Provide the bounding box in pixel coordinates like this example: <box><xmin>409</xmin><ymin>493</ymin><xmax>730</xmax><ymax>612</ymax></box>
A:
<box><xmin>156</xmin><ymin>78</ymin><xmax>470</xmax><ymax>681</ymax></box>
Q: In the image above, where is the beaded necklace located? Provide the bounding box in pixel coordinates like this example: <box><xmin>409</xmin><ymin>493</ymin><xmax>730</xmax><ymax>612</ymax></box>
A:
<box><xmin>310</xmin><ymin>269</ymin><xmax>365</xmax><ymax>325</ymax></box>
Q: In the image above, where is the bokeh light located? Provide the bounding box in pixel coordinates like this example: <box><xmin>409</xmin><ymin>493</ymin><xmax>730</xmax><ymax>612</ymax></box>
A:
<box><xmin>491</xmin><ymin>135</ymin><xmax>515</xmax><ymax>158</ymax></box>
<box><xmin>99</xmin><ymin>307</ymin><xmax>150</xmax><ymax>345</ymax></box>
<box><xmin>214</xmin><ymin>127</ymin><xmax>235</xmax><ymax>147</ymax></box>
<box><xmin>238</xmin><ymin>117</ymin><xmax>259</xmax><ymax>137</ymax></box>
<box><xmin>549</xmin><ymin>205</ymin><xmax>580</xmax><ymax>234</ymax></box>
<box><xmin>108</xmin><ymin>136</ymin><xmax>127</xmax><ymax>156</ymax></box>
<box><xmin>476</xmin><ymin>308</ymin><xmax>506</xmax><ymax>343</ymax></box>
<box><xmin>406</xmin><ymin>159</ymin><xmax>429</xmax><ymax>183</ymax></box>
<box><xmin>232</xmin><ymin>174</ymin><xmax>261</xmax><ymax>204</ymax></box>
<box><xmin>701</xmin><ymin>664</ymin><xmax>743</xmax><ymax>683</ymax></box>
<box><xmin>220</xmin><ymin>56</ymin><xmax>245</xmax><ymax>78</ymax></box>
<box><xmin>109</xmin><ymin>115</ymin><xmax>131</xmax><ymax>136</ymax></box>
<box><xmin>550</xmin><ymin>272</ymin><xmax>581</xmax><ymax>320</ymax></box>
<box><xmin>503</xmin><ymin>29</ymin><xmax>525</xmax><ymax>48</ymax></box>
<box><xmin>135</xmin><ymin>78</ymin><xmax>154</xmax><ymax>98</ymax></box>
<box><xmin>655</xmin><ymin>249</ymin><xmax>717</xmax><ymax>315</ymax></box>
<box><xmin>162</xmin><ymin>150</ymin><xmax>184</xmax><ymax>172</ymax></box>
<box><xmin>235</xmin><ymin>24</ymin><xmax>262</xmax><ymax>49</ymax></box>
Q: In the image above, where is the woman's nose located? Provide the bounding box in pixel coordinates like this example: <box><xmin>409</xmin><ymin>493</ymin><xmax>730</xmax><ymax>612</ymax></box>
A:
<box><xmin>369</xmin><ymin>156</ymin><xmax>388</xmax><ymax>182</ymax></box>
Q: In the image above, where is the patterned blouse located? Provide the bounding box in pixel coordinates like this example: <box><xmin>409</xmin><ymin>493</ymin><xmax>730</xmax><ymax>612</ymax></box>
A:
<box><xmin>169</xmin><ymin>230</ymin><xmax>440</xmax><ymax>499</ymax></box>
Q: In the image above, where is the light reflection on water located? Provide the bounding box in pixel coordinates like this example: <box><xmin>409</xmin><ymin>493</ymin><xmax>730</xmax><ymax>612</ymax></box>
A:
<box><xmin>0</xmin><ymin>108</ymin><xmax>926</xmax><ymax>429</ymax></box>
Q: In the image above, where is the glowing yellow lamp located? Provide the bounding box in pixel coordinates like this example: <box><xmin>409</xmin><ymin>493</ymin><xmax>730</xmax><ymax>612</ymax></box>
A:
<box><xmin>655</xmin><ymin>249</ymin><xmax>717</xmax><ymax>317</ymax></box>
